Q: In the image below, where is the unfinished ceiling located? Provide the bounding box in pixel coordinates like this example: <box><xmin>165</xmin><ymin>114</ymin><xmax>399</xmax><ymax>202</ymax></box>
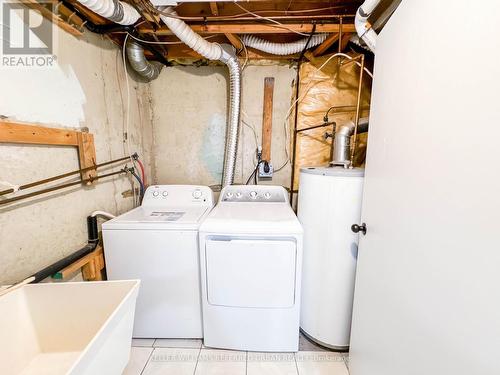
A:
<box><xmin>33</xmin><ymin>1</ymin><xmax>364</xmax><ymax>61</ymax></box>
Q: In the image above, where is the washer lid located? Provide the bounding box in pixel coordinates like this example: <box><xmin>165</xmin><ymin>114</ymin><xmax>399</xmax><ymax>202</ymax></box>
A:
<box><xmin>102</xmin><ymin>206</ymin><xmax>210</xmax><ymax>230</ymax></box>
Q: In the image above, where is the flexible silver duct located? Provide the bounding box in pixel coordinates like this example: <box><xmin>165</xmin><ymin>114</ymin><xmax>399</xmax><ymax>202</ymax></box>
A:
<box><xmin>240</xmin><ymin>34</ymin><xmax>329</xmax><ymax>55</ymax></box>
<box><xmin>159</xmin><ymin>7</ymin><xmax>241</xmax><ymax>186</ymax></box>
<box><xmin>331</xmin><ymin>118</ymin><xmax>369</xmax><ymax>167</ymax></box>
<box><xmin>218</xmin><ymin>45</ymin><xmax>242</xmax><ymax>187</ymax></box>
<box><xmin>126</xmin><ymin>40</ymin><xmax>163</xmax><ymax>81</ymax></box>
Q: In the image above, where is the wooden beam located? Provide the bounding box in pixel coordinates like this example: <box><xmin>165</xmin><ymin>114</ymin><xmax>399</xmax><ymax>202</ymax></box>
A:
<box><xmin>261</xmin><ymin>77</ymin><xmax>274</xmax><ymax>162</ymax></box>
<box><xmin>0</xmin><ymin>120</ymin><xmax>97</xmax><ymax>186</ymax></box>
<box><xmin>0</xmin><ymin>120</ymin><xmax>79</xmax><ymax>146</ymax></box>
<box><xmin>209</xmin><ymin>2</ymin><xmax>219</xmax><ymax>16</ymax></box>
<box><xmin>340</xmin><ymin>33</ymin><xmax>353</xmax><ymax>51</ymax></box>
<box><xmin>53</xmin><ymin>246</ymin><xmax>104</xmax><ymax>281</ymax></box>
<box><xmin>144</xmin><ymin>44</ymin><xmax>299</xmax><ymax>60</ymax></box>
<box><xmin>313</xmin><ymin>33</ymin><xmax>340</xmax><ymax>56</ymax></box>
<box><xmin>225</xmin><ymin>33</ymin><xmax>243</xmax><ymax>51</ymax></box>
<box><xmin>139</xmin><ymin>23</ymin><xmax>355</xmax><ymax>35</ymax></box>
<box><xmin>18</xmin><ymin>0</ymin><xmax>83</xmax><ymax>37</ymax></box>
<box><xmin>77</xmin><ymin>132</ymin><xmax>97</xmax><ymax>183</ymax></box>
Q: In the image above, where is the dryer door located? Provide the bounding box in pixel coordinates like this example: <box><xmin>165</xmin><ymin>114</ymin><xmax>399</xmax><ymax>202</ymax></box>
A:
<box><xmin>205</xmin><ymin>238</ymin><xmax>297</xmax><ymax>308</ymax></box>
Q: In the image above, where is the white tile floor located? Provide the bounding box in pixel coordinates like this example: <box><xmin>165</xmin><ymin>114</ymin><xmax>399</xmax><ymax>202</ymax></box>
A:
<box><xmin>123</xmin><ymin>335</ymin><xmax>350</xmax><ymax>375</ymax></box>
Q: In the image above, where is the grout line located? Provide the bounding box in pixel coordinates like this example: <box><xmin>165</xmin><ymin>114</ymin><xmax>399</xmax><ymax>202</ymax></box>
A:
<box><xmin>192</xmin><ymin>346</ymin><xmax>203</xmax><ymax>375</ymax></box>
<box><xmin>294</xmin><ymin>352</ymin><xmax>300</xmax><ymax>375</ymax></box>
<box><xmin>245</xmin><ymin>351</ymin><xmax>248</xmax><ymax>375</ymax></box>
<box><xmin>139</xmin><ymin>347</ymin><xmax>156</xmax><ymax>375</ymax></box>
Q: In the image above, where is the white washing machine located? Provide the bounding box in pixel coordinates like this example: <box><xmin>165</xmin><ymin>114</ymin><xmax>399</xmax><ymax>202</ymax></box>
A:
<box><xmin>199</xmin><ymin>185</ymin><xmax>303</xmax><ymax>352</ymax></box>
<box><xmin>103</xmin><ymin>185</ymin><xmax>214</xmax><ymax>338</ymax></box>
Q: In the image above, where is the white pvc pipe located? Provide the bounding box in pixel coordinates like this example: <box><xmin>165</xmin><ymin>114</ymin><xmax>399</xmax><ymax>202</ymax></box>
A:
<box><xmin>240</xmin><ymin>34</ymin><xmax>329</xmax><ymax>56</ymax></box>
<box><xmin>91</xmin><ymin>211</ymin><xmax>116</xmax><ymax>220</ymax></box>
<box><xmin>76</xmin><ymin>0</ymin><xmax>141</xmax><ymax>25</ymax></box>
<box><xmin>159</xmin><ymin>7</ymin><xmax>222</xmax><ymax>60</ymax></box>
<box><xmin>355</xmin><ymin>0</ymin><xmax>381</xmax><ymax>52</ymax></box>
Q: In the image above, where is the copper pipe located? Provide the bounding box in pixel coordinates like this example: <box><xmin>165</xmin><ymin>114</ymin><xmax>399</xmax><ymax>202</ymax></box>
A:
<box><xmin>350</xmin><ymin>54</ymin><xmax>365</xmax><ymax>167</ymax></box>
<box><xmin>0</xmin><ymin>168</ymin><xmax>130</xmax><ymax>206</ymax></box>
<box><xmin>338</xmin><ymin>17</ymin><xmax>343</xmax><ymax>54</ymax></box>
<box><xmin>0</xmin><ymin>154</ymin><xmax>134</xmax><ymax>196</ymax></box>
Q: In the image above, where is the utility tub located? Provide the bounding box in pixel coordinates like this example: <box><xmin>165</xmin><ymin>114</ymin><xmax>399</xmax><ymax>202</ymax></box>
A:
<box><xmin>0</xmin><ymin>280</ymin><xmax>140</xmax><ymax>375</ymax></box>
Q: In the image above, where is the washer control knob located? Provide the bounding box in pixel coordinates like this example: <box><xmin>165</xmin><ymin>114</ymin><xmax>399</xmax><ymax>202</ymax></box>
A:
<box><xmin>226</xmin><ymin>192</ymin><xmax>234</xmax><ymax>198</ymax></box>
<box><xmin>152</xmin><ymin>191</ymin><xmax>159</xmax><ymax>197</ymax></box>
<box><xmin>192</xmin><ymin>189</ymin><xmax>202</xmax><ymax>199</ymax></box>
<box><xmin>235</xmin><ymin>192</ymin><xmax>242</xmax><ymax>198</ymax></box>
<box><xmin>162</xmin><ymin>191</ymin><xmax>168</xmax><ymax>197</ymax></box>
<box><xmin>249</xmin><ymin>191</ymin><xmax>258</xmax><ymax>199</ymax></box>
<box><xmin>264</xmin><ymin>192</ymin><xmax>271</xmax><ymax>199</ymax></box>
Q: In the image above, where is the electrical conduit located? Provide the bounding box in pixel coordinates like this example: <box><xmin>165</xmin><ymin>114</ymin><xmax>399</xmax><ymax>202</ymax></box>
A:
<box><xmin>159</xmin><ymin>7</ymin><xmax>241</xmax><ymax>186</ymax></box>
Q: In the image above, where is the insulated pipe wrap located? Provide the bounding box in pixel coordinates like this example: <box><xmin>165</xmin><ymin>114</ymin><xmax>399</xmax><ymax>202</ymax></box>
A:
<box><xmin>126</xmin><ymin>40</ymin><xmax>163</xmax><ymax>81</ymax></box>
<box><xmin>240</xmin><ymin>34</ymin><xmax>329</xmax><ymax>55</ymax></box>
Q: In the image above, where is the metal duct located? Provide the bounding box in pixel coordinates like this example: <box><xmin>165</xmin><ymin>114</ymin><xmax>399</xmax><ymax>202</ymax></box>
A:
<box><xmin>126</xmin><ymin>40</ymin><xmax>163</xmax><ymax>81</ymax></box>
<box><xmin>240</xmin><ymin>34</ymin><xmax>329</xmax><ymax>55</ymax></box>
<box><xmin>331</xmin><ymin>118</ymin><xmax>369</xmax><ymax>167</ymax></box>
<box><xmin>159</xmin><ymin>7</ymin><xmax>241</xmax><ymax>187</ymax></box>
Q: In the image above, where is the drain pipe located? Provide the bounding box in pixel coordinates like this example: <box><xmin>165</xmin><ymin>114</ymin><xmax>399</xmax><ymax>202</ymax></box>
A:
<box><xmin>126</xmin><ymin>39</ymin><xmax>163</xmax><ymax>81</ymax></box>
<box><xmin>240</xmin><ymin>34</ymin><xmax>329</xmax><ymax>55</ymax></box>
<box><xmin>355</xmin><ymin>0</ymin><xmax>381</xmax><ymax>52</ymax></box>
<box><xmin>159</xmin><ymin>7</ymin><xmax>241</xmax><ymax>186</ymax></box>
<box><xmin>331</xmin><ymin>118</ymin><xmax>369</xmax><ymax>167</ymax></box>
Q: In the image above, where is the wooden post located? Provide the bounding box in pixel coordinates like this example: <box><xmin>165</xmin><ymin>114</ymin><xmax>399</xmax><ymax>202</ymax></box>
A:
<box><xmin>261</xmin><ymin>77</ymin><xmax>275</xmax><ymax>162</ymax></box>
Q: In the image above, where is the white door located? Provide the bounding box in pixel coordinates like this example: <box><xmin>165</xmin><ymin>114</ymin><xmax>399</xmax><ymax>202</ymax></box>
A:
<box><xmin>349</xmin><ymin>1</ymin><xmax>500</xmax><ymax>374</ymax></box>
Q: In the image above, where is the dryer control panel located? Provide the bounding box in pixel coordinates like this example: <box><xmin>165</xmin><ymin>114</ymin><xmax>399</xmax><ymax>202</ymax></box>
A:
<box><xmin>220</xmin><ymin>185</ymin><xmax>288</xmax><ymax>203</ymax></box>
<box><xmin>142</xmin><ymin>185</ymin><xmax>214</xmax><ymax>207</ymax></box>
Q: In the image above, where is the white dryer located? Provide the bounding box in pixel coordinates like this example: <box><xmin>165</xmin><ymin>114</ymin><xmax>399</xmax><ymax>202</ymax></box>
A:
<box><xmin>199</xmin><ymin>185</ymin><xmax>303</xmax><ymax>352</ymax></box>
<box><xmin>103</xmin><ymin>185</ymin><xmax>214</xmax><ymax>338</ymax></box>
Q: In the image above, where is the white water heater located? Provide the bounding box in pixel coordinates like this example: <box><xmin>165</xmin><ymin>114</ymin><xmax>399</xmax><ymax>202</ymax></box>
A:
<box><xmin>298</xmin><ymin>167</ymin><xmax>364</xmax><ymax>350</ymax></box>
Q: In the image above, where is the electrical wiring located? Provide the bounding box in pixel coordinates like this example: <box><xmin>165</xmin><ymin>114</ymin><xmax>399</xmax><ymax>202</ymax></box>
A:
<box><xmin>245</xmin><ymin>160</ymin><xmax>263</xmax><ymax>185</ymax></box>
<box><xmin>122</xmin><ymin>34</ymin><xmax>139</xmax><ymax>206</ymax></box>
<box><xmin>274</xmin><ymin>53</ymin><xmax>374</xmax><ymax>172</ymax></box>
<box><xmin>148</xmin><ymin>3</ymin><xmax>353</xmax><ymax>21</ymax></box>
<box><xmin>127</xmin><ymin>32</ymin><xmax>217</xmax><ymax>45</ymax></box>
<box><xmin>232</xmin><ymin>2</ymin><xmax>310</xmax><ymax>36</ymax></box>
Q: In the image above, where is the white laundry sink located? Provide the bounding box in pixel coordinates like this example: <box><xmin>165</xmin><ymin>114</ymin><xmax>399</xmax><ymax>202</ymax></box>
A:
<box><xmin>0</xmin><ymin>280</ymin><xmax>140</xmax><ymax>375</ymax></box>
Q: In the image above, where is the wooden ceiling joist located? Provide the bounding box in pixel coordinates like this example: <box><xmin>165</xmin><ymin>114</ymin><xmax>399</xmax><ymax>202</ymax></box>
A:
<box><xmin>138</xmin><ymin>23</ymin><xmax>355</xmax><ymax>36</ymax></box>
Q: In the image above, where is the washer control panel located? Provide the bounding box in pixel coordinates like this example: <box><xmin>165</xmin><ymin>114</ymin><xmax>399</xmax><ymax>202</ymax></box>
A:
<box><xmin>142</xmin><ymin>185</ymin><xmax>214</xmax><ymax>207</ymax></box>
<box><xmin>220</xmin><ymin>185</ymin><xmax>287</xmax><ymax>203</ymax></box>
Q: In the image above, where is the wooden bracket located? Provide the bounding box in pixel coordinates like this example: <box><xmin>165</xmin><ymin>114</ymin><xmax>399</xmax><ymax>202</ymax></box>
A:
<box><xmin>52</xmin><ymin>246</ymin><xmax>105</xmax><ymax>281</ymax></box>
<box><xmin>0</xmin><ymin>120</ymin><xmax>97</xmax><ymax>185</ymax></box>
<box><xmin>261</xmin><ymin>77</ymin><xmax>275</xmax><ymax>162</ymax></box>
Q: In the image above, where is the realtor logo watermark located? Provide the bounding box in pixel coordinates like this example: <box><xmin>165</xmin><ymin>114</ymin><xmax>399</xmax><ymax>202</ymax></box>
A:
<box><xmin>1</xmin><ymin>1</ymin><xmax>57</xmax><ymax>68</ymax></box>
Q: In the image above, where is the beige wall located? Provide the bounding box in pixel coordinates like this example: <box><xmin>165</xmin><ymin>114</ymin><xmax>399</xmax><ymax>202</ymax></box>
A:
<box><xmin>0</xmin><ymin>28</ymin><xmax>153</xmax><ymax>284</ymax></box>
<box><xmin>149</xmin><ymin>63</ymin><xmax>296</xmax><ymax>189</ymax></box>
